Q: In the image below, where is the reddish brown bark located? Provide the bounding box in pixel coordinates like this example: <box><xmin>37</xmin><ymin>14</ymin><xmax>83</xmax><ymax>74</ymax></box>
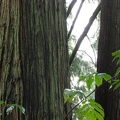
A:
<box><xmin>0</xmin><ymin>1</ymin><xmax>70</xmax><ymax>120</ymax></box>
<box><xmin>95</xmin><ymin>0</ymin><xmax>120</xmax><ymax>120</ymax></box>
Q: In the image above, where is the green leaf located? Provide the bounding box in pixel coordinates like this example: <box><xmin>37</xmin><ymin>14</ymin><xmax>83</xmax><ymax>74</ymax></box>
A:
<box><xmin>89</xmin><ymin>101</ymin><xmax>104</xmax><ymax>117</ymax></box>
<box><xmin>95</xmin><ymin>73</ymin><xmax>103</xmax><ymax>87</ymax></box>
<box><xmin>76</xmin><ymin>90</ymin><xmax>86</xmax><ymax>99</ymax></box>
<box><xmin>112</xmin><ymin>50</ymin><xmax>120</xmax><ymax>56</ymax></box>
<box><xmin>0</xmin><ymin>101</ymin><xmax>5</xmax><ymax>105</ymax></box>
<box><xmin>115</xmin><ymin>67</ymin><xmax>120</xmax><ymax>76</ymax></box>
<box><xmin>85</xmin><ymin>110</ymin><xmax>95</xmax><ymax>120</ymax></box>
<box><xmin>86</xmin><ymin>76</ymin><xmax>94</xmax><ymax>90</ymax></box>
<box><xmin>76</xmin><ymin>100</ymin><xmax>105</xmax><ymax>120</ymax></box>
<box><xmin>6</xmin><ymin>105</ymin><xmax>15</xmax><ymax>115</ymax></box>
<box><xmin>16</xmin><ymin>104</ymin><xmax>25</xmax><ymax>114</ymax></box>
<box><xmin>103</xmin><ymin>74</ymin><xmax>111</xmax><ymax>81</ymax></box>
<box><xmin>93</xmin><ymin>110</ymin><xmax>104</xmax><ymax>120</ymax></box>
<box><xmin>112</xmin><ymin>50</ymin><xmax>120</xmax><ymax>64</ymax></box>
<box><xmin>116</xmin><ymin>59</ymin><xmax>120</xmax><ymax>65</ymax></box>
<box><xmin>94</xmin><ymin>101</ymin><xmax>104</xmax><ymax>111</ymax></box>
<box><xmin>63</xmin><ymin>89</ymin><xmax>77</xmax><ymax>103</ymax></box>
<box><xmin>98</xmin><ymin>73</ymin><xmax>106</xmax><ymax>78</ymax></box>
<box><xmin>77</xmin><ymin>104</ymin><xmax>88</xmax><ymax>114</ymax></box>
<box><xmin>97</xmin><ymin>73</ymin><xmax>111</xmax><ymax>83</ymax></box>
<box><xmin>109</xmin><ymin>80</ymin><xmax>119</xmax><ymax>89</ymax></box>
<box><xmin>114</xmin><ymin>81</ymin><xmax>120</xmax><ymax>90</ymax></box>
<box><xmin>79</xmin><ymin>108</ymin><xmax>89</xmax><ymax>120</ymax></box>
<box><xmin>79</xmin><ymin>76</ymin><xmax>86</xmax><ymax>81</ymax></box>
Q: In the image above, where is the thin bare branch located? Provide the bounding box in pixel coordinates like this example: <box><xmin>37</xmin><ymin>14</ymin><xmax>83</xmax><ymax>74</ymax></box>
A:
<box><xmin>80</xmin><ymin>50</ymin><xmax>96</xmax><ymax>67</ymax></box>
<box><xmin>69</xmin><ymin>3</ymin><xmax>101</xmax><ymax>66</ymax></box>
<box><xmin>86</xmin><ymin>35</ymin><xmax>97</xmax><ymax>63</ymax></box>
<box><xmin>67</xmin><ymin>0</ymin><xmax>77</xmax><ymax>18</ymax></box>
<box><xmin>67</xmin><ymin>0</ymin><xmax>85</xmax><ymax>40</ymax></box>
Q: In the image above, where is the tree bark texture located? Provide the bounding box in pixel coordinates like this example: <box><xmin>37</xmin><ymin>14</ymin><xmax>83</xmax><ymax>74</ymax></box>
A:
<box><xmin>0</xmin><ymin>1</ymin><xmax>70</xmax><ymax>120</ymax></box>
<box><xmin>95</xmin><ymin>0</ymin><xmax>120</xmax><ymax>120</ymax></box>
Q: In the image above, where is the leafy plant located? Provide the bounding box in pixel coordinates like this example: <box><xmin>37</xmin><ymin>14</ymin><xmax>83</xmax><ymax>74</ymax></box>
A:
<box><xmin>64</xmin><ymin>50</ymin><xmax>120</xmax><ymax>120</ymax></box>
<box><xmin>76</xmin><ymin>100</ymin><xmax>104</xmax><ymax>120</ymax></box>
<box><xmin>6</xmin><ymin>104</ymin><xmax>25</xmax><ymax>115</ymax></box>
<box><xmin>79</xmin><ymin>72</ymin><xmax>111</xmax><ymax>90</ymax></box>
<box><xmin>64</xmin><ymin>89</ymin><xmax>86</xmax><ymax>103</ymax></box>
<box><xmin>0</xmin><ymin>101</ymin><xmax>25</xmax><ymax>115</ymax></box>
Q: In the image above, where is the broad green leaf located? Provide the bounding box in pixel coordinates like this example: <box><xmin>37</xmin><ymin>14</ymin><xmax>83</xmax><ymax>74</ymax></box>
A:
<box><xmin>88</xmin><ymin>111</ymin><xmax>96</xmax><ymax>120</ymax></box>
<box><xmin>78</xmin><ymin>115</ymin><xmax>84</xmax><ymax>120</ymax></box>
<box><xmin>97</xmin><ymin>73</ymin><xmax>111</xmax><ymax>83</ymax></box>
<box><xmin>112</xmin><ymin>80</ymin><xmax>119</xmax><ymax>86</ymax></box>
<box><xmin>95</xmin><ymin>73</ymin><xmax>103</xmax><ymax>87</ymax></box>
<box><xmin>79</xmin><ymin>108</ymin><xmax>89</xmax><ymax>120</ymax></box>
<box><xmin>16</xmin><ymin>104</ymin><xmax>25</xmax><ymax>114</ymax></box>
<box><xmin>90</xmin><ymin>103</ymin><xmax>104</xmax><ymax>117</ymax></box>
<box><xmin>68</xmin><ymin>92</ymin><xmax>76</xmax><ymax>102</ymax></box>
<box><xmin>76</xmin><ymin>90</ymin><xmax>86</xmax><ymax>99</ymax></box>
<box><xmin>112</xmin><ymin>50</ymin><xmax>120</xmax><ymax>61</ymax></box>
<box><xmin>79</xmin><ymin>76</ymin><xmax>86</xmax><ymax>81</ymax></box>
<box><xmin>98</xmin><ymin>73</ymin><xmax>106</xmax><ymax>78</ymax></box>
<box><xmin>94</xmin><ymin>101</ymin><xmax>104</xmax><ymax>111</ymax></box>
<box><xmin>109</xmin><ymin>80</ymin><xmax>119</xmax><ymax>89</ymax></box>
<box><xmin>115</xmin><ymin>67</ymin><xmax>120</xmax><ymax>76</ymax></box>
<box><xmin>86</xmin><ymin>76</ymin><xmax>94</xmax><ymax>90</ymax></box>
<box><xmin>116</xmin><ymin>59</ymin><xmax>120</xmax><ymax>65</ymax></box>
<box><xmin>0</xmin><ymin>101</ymin><xmax>4</xmax><ymax>105</ymax></box>
<box><xmin>114</xmin><ymin>81</ymin><xmax>120</xmax><ymax>90</ymax></box>
<box><xmin>6</xmin><ymin>105</ymin><xmax>15</xmax><ymax>115</ymax></box>
<box><xmin>89</xmin><ymin>100</ymin><xmax>104</xmax><ymax>111</ymax></box>
<box><xmin>76</xmin><ymin>100</ymin><xmax>105</xmax><ymax>120</ymax></box>
<box><xmin>103</xmin><ymin>73</ymin><xmax>112</xmax><ymax>81</ymax></box>
<box><xmin>112</xmin><ymin>50</ymin><xmax>120</xmax><ymax>56</ymax></box>
<box><xmin>64</xmin><ymin>89</ymin><xmax>72</xmax><ymax>103</ymax></box>
<box><xmin>77</xmin><ymin>104</ymin><xmax>88</xmax><ymax>114</ymax></box>
<box><xmin>93</xmin><ymin>110</ymin><xmax>104</xmax><ymax>120</ymax></box>
<box><xmin>63</xmin><ymin>89</ymin><xmax>77</xmax><ymax>103</ymax></box>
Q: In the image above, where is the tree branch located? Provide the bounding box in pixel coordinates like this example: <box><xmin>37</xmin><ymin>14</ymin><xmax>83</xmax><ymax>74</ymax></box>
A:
<box><xmin>80</xmin><ymin>50</ymin><xmax>96</xmax><ymax>67</ymax></box>
<box><xmin>67</xmin><ymin>0</ymin><xmax>85</xmax><ymax>40</ymax></box>
<box><xmin>69</xmin><ymin>3</ymin><xmax>101</xmax><ymax>66</ymax></box>
<box><xmin>86</xmin><ymin>35</ymin><xmax>97</xmax><ymax>64</ymax></box>
<box><xmin>67</xmin><ymin>0</ymin><xmax>77</xmax><ymax>18</ymax></box>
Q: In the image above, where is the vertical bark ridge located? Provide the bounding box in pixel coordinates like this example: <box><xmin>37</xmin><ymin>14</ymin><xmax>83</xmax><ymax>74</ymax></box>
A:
<box><xmin>20</xmin><ymin>0</ymin><xmax>70</xmax><ymax>120</ymax></box>
<box><xmin>0</xmin><ymin>0</ymin><xmax>23</xmax><ymax>120</ymax></box>
<box><xmin>0</xmin><ymin>0</ymin><xmax>70</xmax><ymax>120</ymax></box>
<box><xmin>96</xmin><ymin>0</ymin><xmax>120</xmax><ymax>119</ymax></box>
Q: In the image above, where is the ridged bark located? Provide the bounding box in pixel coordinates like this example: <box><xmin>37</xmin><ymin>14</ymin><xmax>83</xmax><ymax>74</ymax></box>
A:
<box><xmin>0</xmin><ymin>0</ymin><xmax>70</xmax><ymax>120</ymax></box>
<box><xmin>95</xmin><ymin>0</ymin><xmax>120</xmax><ymax>120</ymax></box>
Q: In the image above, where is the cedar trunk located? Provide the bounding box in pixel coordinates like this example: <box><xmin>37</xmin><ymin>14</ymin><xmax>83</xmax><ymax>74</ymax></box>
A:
<box><xmin>0</xmin><ymin>1</ymin><xmax>70</xmax><ymax>120</ymax></box>
<box><xmin>95</xmin><ymin>0</ymin><xmax>120</xmax><ymax>119</ymax></box>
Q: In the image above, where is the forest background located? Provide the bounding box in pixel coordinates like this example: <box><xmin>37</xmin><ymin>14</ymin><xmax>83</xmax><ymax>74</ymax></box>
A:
<box><xmin>0</xmin><ymin>0</ymin><xmax>120</xmax><ymax>120</ymax></box>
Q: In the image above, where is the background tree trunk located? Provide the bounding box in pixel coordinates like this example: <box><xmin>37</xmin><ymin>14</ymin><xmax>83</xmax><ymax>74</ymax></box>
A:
<box><xmin>95</xmin><ymin>0</ymin><xmax>120</xmax><ymax>119</ymax></box>
<box><xmin>0</xmin><ymin>1</ymin><xmax>70</xmax><ymax>120</ymax></box>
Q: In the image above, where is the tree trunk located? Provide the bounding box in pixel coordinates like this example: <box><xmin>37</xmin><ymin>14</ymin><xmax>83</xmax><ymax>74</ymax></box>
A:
<box><xmin>0</xmin><ymin>1</ymin><xmax>70</xmax><ymax>120</ymax></box>
<box><xmin>95</xmin><ymin>0</ymin><xmax>120</xmax><ymax>119</ymax></box>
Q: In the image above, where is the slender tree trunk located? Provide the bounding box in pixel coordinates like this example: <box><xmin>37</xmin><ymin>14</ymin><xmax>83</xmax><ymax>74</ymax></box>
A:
<box><xmin>95</xmin><ymin>0</ymin><xmax>120</xmax><ymax>119</ymax></box>
<box><xmin>0</xmin><ymin>1</ymin><xmax>70</xmax><ymax>120</ymax></box>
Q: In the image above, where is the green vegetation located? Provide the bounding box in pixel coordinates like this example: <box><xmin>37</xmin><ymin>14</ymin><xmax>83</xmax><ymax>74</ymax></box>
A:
<box><xmin>64</xmin><ymin>50</ymin><xmax>120</xmax><ymax>120</ymax></box>
<box><xmin>0</xmin><ymin>101</ymin><xmax>25</xmax><ymax>115</ymax></box>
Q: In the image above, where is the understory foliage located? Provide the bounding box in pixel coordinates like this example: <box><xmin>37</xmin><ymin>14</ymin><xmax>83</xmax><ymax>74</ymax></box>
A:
<box><xmin>0</xmin><ymin>101</ymin><xmax>25</xmax><ymax>116</ymax></box>
<box><xmin>64</xmin><ymin>50</ymin><xmax>120</xmax><ymax>120</ymax></box>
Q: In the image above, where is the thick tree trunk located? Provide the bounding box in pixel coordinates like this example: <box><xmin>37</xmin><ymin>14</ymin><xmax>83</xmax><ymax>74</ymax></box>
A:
<box><xmin>95</xmin><ymin>0</ymin><xmax>120</xmax><ymax>120</ymax></box>
<box><xmin>0</xmin><ymin>1</ymin><xmax>70</xmax><ymax>120</ymax></box>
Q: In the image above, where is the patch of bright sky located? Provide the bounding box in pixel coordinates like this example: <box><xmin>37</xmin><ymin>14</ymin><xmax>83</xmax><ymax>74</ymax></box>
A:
<box><xmin>67</xmin><ymin>0</ymin><xmax>99</xmax><ymax>63</ymax></box>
